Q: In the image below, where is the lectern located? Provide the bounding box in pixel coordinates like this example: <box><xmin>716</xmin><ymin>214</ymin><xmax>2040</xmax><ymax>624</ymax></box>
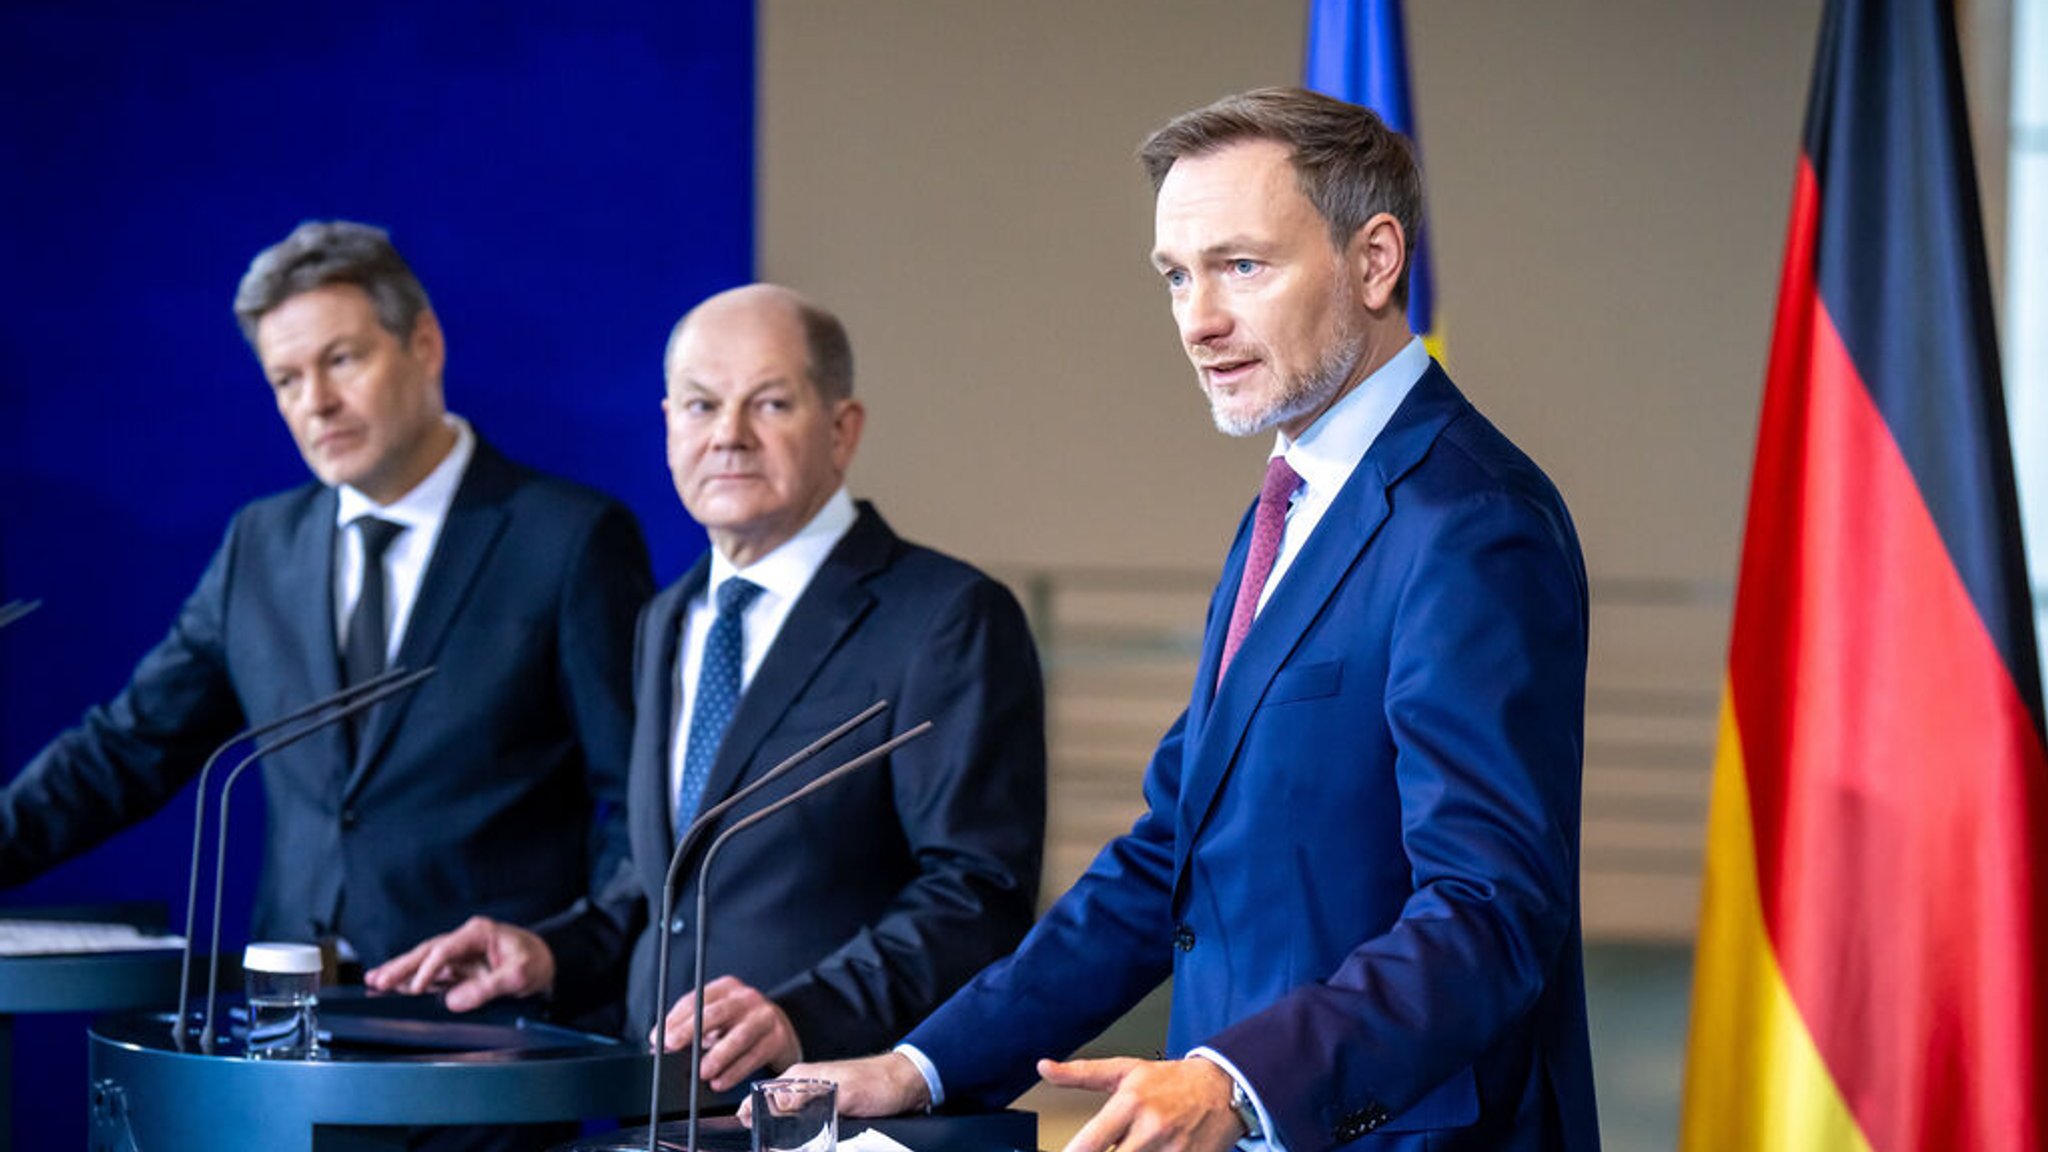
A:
<box><xmin>0</xmin><ymin>908</ymin><xmax>182</xmax><ymax>1152</ymax></box>
<box><xmin>89</xmin><ymin>990</ymin><xmax>678</xmax><ymax>1152</ymax></box>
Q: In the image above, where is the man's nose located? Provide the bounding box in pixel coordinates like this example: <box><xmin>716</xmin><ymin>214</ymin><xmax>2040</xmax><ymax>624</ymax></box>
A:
<box><xmin>301</xmin><ymin>370</ymin><xmax>341</xmax><ymax>413</ymax></box>
<box><xmin>1177</xmin><ymin>279</ymin><xmax>1231</xmax><ymax>347</ymax></box>
<box><xmin>711</xmin><ymin>402</ymin><xmax>753</xmax><ymax>447</ymax></box>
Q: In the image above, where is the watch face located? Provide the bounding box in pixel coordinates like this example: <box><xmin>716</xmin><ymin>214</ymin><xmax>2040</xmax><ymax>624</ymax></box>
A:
<box><xmin>1231</xmin><ymin>1086</ymin><xmax>1260</xmax><ymax>1137</ymax></box>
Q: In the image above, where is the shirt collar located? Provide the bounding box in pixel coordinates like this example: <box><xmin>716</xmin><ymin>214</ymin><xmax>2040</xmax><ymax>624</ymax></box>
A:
<box><xmin>334</xmin><ymin>415</ymin><xmax>475</xmax><ymax>531</ymax></box>
<box><xmin>707</xmin><ymin>487</ymin><xmax>859</xmax><ymax>605</ymax></box>
<box><xmin>1272</xmin><ymin>336</ymin><xmax>1430</xmax><ymax>496</ymax></box>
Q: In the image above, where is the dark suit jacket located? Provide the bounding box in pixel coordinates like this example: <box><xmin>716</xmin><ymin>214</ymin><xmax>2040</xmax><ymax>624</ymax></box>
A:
<box><xmin>0</xmin><ymin>438</ymin><xmax>652</xmax><ymax>965</ymax></box>
<box><xmin>542</xmin><ymin>503</ymin><xmax>1045</xmax><ymax>1060</ymax></box>
<box><xmin>908</xmin><ymin>365</ymin><xmax>1600</xmax><ymax>1152</ymax></box>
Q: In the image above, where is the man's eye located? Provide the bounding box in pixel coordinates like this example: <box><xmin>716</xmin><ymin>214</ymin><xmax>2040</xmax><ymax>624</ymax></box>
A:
<box><xmin>1163</xmin><ymin>269</ymin><xmax>1188</xmax><ymax>289</ymax></box>
<box><xmin>1231</xmin><ymin>259</ymin><xmax>1259</xmax><ymax>276</ymax></box>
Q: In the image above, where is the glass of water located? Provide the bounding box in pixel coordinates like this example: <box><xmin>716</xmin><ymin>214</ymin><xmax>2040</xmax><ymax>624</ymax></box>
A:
<box><xmin>750</xmin><ymin>1078</ymin><xmax>837</xmax><ymax>1152</ymax></box>
<box><xmin>243</xmin><ymin>942</ymin><xmax>322</xmax><ymax>1060</ymax></box>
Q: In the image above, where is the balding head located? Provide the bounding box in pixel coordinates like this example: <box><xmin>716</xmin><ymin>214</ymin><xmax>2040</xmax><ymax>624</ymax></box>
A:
<box><xmin>661</xmin><ymin>284</ymin><xmax>866</xmax><ymax>566</ymax></box>
<box><xmin>666</xmin><ymin>284</ymin><xmax>854</xmax><ymax>404</ymax></box>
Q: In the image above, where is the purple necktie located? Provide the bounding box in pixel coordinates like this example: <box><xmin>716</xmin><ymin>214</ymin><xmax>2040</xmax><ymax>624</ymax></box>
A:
<box><xmin>1217</xmin><ymin>456</ymin><xmax>1301</xmax><ymax>684</ymax></box>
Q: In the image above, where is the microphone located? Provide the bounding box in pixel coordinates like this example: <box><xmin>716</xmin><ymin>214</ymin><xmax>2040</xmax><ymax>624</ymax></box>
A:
<box><xmin>173</xmin><ymin>665</ymin><xmax>436</xmax><ymax>1048</ymax></box>
<box><xmin>639</xmin><ymin>699</ymin><xmax>889</xmax><ymax>1142</ymax></box>
<box><xmin>0</xmin><ymin>599</ymin><xmax>40</xmax><ymax>630</ymax></box>
<box><xmin>196</xmin><ymin>666</ymin><xmax>437</xmax><ymax>1052</ymax></box>
<box><xmin>661</xmin><ymin>717</ymin><xmax>936</xmax><ymax>1152</ymax></box>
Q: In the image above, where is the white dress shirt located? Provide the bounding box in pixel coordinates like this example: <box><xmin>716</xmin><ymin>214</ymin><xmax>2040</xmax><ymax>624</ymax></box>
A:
<box><xmin>669</xmin><ymin>487</ymin><xmax>859</xmax><ymax>822</ymax></box>
<box><xmin>1253</xmin><ymin>335</ymin><xmax>1430</xmax><ymax>615</ymax></box>
<box><xmin>332</xmin><ymin>415</ymin><xmax>476</xmax><ymax>663</ymax></box>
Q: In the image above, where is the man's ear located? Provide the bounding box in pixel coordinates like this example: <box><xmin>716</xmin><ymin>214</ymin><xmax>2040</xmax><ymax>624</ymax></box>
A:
<box><xmin>1349</xmin><ymin>213</ymin><xmax>1408</xmax><ymax>314</ymax></box>
<box><xmin>409</xmin><ymin>307</ymin><xmax>448</xmax><ymax>379</ymax></box>
<box><xmin>830</xmin><ymin>398</ymin><xmax>867</xmax><ymax>473</ymax></box>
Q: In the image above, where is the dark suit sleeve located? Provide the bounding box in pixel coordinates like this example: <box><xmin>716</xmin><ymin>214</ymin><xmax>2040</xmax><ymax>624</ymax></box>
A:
<box><xmin>550</xmin><ymin>500</ymin><xmax>653</xmax><ymax>903</ymax></box>
<box><xmin>0</xmin><ymin>519</ymin><xmax>248</xmax><ymax>883</ymax></box>
<box><xmin>1204</xmin><ymin>490</ymin><xmax>1588</xmax><ymax>1152</ymax></box>
<box><xmin>770</xmin><ymin>576</ymin><xmax>1048</xmax><ymax>1060</ymax></box>
<box><xmin>534</xmin><ymin>588</ymin><xmax>658</xmax><ymax>1018</ymax></box>
<box><xmin>904</xmin><ymin>708</ymin><xmax>1186</xmax><ymax>1107</ymax></box>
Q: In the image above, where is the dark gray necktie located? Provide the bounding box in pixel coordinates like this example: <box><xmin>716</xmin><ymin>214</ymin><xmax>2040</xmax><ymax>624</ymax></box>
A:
<box><xmin>341</xmin><ymin>518</ymin><xmax>405</xmax><ymax>755</ymax></box>
<box><xmin>343</xmin><ymin>517</ymin><xmax>405</xmax><ymax>687</ymax></box>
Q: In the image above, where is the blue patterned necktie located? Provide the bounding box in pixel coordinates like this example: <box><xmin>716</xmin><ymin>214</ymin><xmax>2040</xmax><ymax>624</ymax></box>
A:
<box><xmin>675</xmin><ymin>577</ymin><xmax>765</xmax><ymax>840</ymax></box>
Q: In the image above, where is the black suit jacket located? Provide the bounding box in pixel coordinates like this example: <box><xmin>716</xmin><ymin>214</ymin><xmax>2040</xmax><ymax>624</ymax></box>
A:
<box><xmin>0</xmin><ymin>438</ymin><xmax>653</xmax><ymax>965</ymax></box>
<box><xmin>541</xmin><ymin>503</ymin><xmax>1045</xmax><ymax>1059</ymax></box>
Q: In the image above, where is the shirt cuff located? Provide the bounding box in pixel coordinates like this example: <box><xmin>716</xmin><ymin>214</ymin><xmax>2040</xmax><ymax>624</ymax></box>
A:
<box><xmin>1187</xmin><ymin>1046</ymin><xmax>1281</xmax><ymax>1152</ymax></box>
<box><xmin>892</xmin><ymin>1042</ymin><xmax>945</xmax><ymax>1110</ymax></box>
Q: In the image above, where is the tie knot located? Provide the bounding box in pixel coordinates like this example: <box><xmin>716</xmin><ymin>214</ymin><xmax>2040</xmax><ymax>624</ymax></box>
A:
<box><xmin>355</xmin><ymin>517</ymin><xmax>404</xmax><ymax>562</ymax></box>
<box><xmin>1261</xmin><ymin>456</ymin><xmax>1302</xmax><ymax>503</ymax></box>
<box><xmin>716</xmin><ymin>577</ymin><xmax>764</xmax><ymax>617</ymax></box>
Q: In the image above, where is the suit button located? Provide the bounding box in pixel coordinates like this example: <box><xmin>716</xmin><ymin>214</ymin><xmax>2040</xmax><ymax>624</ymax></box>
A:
<box><xmin>670</xmin><ymin>915</ymin><xmax>687</xmax><ymax>934</ymax></box>
<box><xmin>1333</xmin><ymin>1104</ymin><xmax>1389</xmax><ymax>1140</ymax></box>
<box><xmin>1173</xmin><ymin>924</ymin><xmax>1195</xmax><ymax>952</ymax></box>
<box><xmin>340</xmin><ymin>808</ymin><xmax>358</xmax><ymax>829</ymax></box>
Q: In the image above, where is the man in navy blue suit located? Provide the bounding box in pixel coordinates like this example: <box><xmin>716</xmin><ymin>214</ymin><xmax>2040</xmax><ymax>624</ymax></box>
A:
<box><xmin>369</xmin><ymin>284</ymin><xmax>1046</xmax><ymax>1093</ymax></box>
<box><xmin>785</xmin><ymin>88</ymin><xmax>1599</xmax><ymax>1151</ymax></box>
<box><xmin>0</xmin><ymin>220</ymin><xmax>652</xmax><ymax>972</ymax></box>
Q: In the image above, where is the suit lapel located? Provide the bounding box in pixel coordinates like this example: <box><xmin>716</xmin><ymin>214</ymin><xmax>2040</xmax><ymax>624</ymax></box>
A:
<box><xmin>289</xmin><ymin>486</ymin><xmax>351</xmax><ymax>771</ymax></box>
<box><xmin>1186</xmin><ymin>502</ymin><xmax>1256</xmax><ymax>738</ymax></box>
<box><xmin>1173</xmin><ymin>366</ymin><xmax>1470</xmax><ymax>884</ymax></box>
<box><xmin>344</xmin><ymin>441</ymin><xmax>514</xmax><ymax>801</ymax></box>
<box><xmin>687</xmin><ymin>506</ymin><xmax>890</xmax><ymax>829</ymax></box>
<box><xmin>637</xmin><ymin>573</ymin><xmax>699</xmax><ymax>886</ymax></box>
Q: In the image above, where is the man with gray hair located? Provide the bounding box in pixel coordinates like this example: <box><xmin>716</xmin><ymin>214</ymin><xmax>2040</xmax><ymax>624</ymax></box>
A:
<box><xmin>0</xmin><ymin>220</ymin><xmax>652</xmax><ymax>980</ymax></box>
<box><xmin>781</xmin><ymin>87</ymin><xmax>1599</xmax><ymax>1152</ymax></box>
<box><xmin>370</xmin><ymin>282</ymin><xmax>1047</xmax><ymax>1095</ymax></box>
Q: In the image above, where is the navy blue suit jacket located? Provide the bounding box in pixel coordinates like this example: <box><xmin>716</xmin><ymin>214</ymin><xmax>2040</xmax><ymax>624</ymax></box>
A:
<box><xmin>541</xmin><ymin>503</ymin><xmax>1046</xmax><ymax>1059</ymax></box>
<box><xmin>0</xmin><ymin>438</ymin><xmax>652</xmax><ymax>965</ymax></box>
<box><xmin>907</xmin><ymin>366</ymin><xmax>1599</xmax><ymax>1151</ymax></box>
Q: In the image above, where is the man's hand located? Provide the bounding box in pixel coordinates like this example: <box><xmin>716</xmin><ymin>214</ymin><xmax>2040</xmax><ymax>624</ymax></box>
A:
<box><xmin>739</xmin><ymin>1052</ymin><xmax>932</xmax><ymax>1125</ymax></box>
<box><xmin>1039</xmin><ymin>1056</ymin><xmax>1246</xmax><ymax>1152</ymax></box>
<box><xmin>363</xmin><ymin>915</ymin><xmax>556</xmax><ymax>1012</ymax></box>
<box><xmin>653</xmin><ymin>975</ymin><xmax>803</xmax><ymax>1092</ymax></box>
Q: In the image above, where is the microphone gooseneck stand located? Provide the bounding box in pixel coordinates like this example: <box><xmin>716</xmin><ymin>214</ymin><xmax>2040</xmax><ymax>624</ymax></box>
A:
<box><xmin>195</xmin><ymin>666</ymin><xmax>437</xmax><ymax>1053</ymax></box>
<box><xmin>676</xmin><ymin>720</ymin><xmax>933</xmax><ymax>1152</ymax></box>
<box><xmin>172</xmin><ymin>665</ymin><xmax>431</xmax><ymax>1049</ymax></box>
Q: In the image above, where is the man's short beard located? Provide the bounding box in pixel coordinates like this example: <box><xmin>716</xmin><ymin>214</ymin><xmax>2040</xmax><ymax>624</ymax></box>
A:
<box><xmin>1208</xmin><ymin>326</ymin><xmax>1367</xmax><ymax>438</ymax></box>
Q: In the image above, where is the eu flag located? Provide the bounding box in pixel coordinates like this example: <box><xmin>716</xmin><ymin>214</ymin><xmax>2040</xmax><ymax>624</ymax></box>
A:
<box><xmin>1304</xmin><ymin>0</ymin><xmax>1438</xmax><ymax>353</ymax></box>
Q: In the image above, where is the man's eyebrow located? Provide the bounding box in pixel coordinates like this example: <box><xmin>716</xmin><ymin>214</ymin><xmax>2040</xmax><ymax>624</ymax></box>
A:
<box><xmin>1151</xmin><ymin>237</ymin><xmax>1273</xmax><ymax>268</ymax></box>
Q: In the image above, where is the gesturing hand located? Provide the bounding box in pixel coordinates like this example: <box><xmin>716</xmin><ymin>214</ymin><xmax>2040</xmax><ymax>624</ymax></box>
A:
<box><xmin>1039</xmin><ymin>1056</ymin><xmax>1246</xmax><ymax>1152</ymax></box>
<box><xmin>364</xmin><ymin>915</ymin><xmax>555</xmax><ymax>1012</ymax></box>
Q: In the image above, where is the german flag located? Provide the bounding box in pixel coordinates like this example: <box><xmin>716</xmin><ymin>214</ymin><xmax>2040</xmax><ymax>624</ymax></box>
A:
<box><xmin>1680</xmin><ymin>1</ymin><xmax>2048</xmax><ymax>1149</ymax></box>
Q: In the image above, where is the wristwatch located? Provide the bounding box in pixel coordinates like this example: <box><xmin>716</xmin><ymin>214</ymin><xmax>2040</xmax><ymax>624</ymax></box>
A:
<box><xmin>1229</xmin><ymin>1079</ymin><xmax>1264</xmax><ymax>1140</ymax></box>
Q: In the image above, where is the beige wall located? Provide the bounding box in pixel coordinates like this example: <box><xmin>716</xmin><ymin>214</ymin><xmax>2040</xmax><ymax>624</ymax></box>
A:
<box><xmin>759</xmin><ymin>0</ymin><xmax>1825</xmax><ymax>586</ymax></box>
<box><xmin>759</xmin><ymin>1</ymin><xmax>1859</xmax><ymax>939</ymax></box>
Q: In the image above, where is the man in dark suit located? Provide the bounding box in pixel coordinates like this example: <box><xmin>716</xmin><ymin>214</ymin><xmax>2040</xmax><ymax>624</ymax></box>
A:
<box><xmin>369</xmin><ymin>283</ymin><xmax>1046</xmax><ymax>1093</ymax></box>
<box><xmin>784</xmin><ymin>88</ymin><xmax>1600</xmax><ymax>1152</ymax></box>
<box><xmin>0</xmin><ymin>220</ymin><xmax>651</xmax><ymax>970</ymax></box>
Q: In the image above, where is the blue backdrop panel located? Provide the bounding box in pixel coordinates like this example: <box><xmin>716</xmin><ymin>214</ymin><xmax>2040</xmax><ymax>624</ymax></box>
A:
<box><xmin>0</xmin><ymin>3</ymin><xmax>752</xmax><ymax>1145</ymax></box>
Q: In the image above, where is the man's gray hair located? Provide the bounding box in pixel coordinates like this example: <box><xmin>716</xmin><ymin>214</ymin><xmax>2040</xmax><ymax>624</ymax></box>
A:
<box><xmin>233</xmin><ymin>220</ymin><xmax>433</xmax><ymax>345</ymax></box>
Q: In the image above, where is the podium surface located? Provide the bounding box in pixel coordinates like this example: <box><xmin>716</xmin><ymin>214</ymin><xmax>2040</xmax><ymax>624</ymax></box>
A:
<box><xmin>0</xmin><ymin>945</ymin><xmax>182</xmax><ymax>1152</ymax></box>
<box><xmin>563</xmin><ymin>1110</ymin><xmax>1039</xmax><ymax>1152</ymax></box>
<box><xmin>89</xmin><ymin>991</ymin><xmax>675</xmax><ymax>1152</ymax></box>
